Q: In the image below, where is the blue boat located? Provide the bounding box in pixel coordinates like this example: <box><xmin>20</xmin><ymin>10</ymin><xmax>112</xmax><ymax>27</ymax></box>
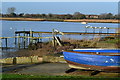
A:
<box><xmin>63</xmin><ymin>49</ymin><xmax>120</xmax><ymax>72</ymax></box>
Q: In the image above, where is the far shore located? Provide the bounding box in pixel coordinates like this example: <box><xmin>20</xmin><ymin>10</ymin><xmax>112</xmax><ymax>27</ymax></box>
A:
<box><xmin>0</xmin><ymin>17</ymin><xmax>119</xmax><ymax>23</ymax></box>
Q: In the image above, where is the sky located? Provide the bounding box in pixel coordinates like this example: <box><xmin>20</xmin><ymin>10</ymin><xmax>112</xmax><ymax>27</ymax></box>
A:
<box><xmin>1</xmin><ymin>0</ymin><xmax>119</xmax><ymax>2</ymax></box>
<box><xmin>1</xmin><ymin>2</ymin><xmax>118</xmax><ymax>15</ymax></box>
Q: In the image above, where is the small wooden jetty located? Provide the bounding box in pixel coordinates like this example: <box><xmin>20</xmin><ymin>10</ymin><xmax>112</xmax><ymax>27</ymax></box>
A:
<box><xmin>0</xmin><ymin>29</ymin><xmax>120</xmax><ymax>49</ymax></box>
<box><xmin>15</xmin><ymin>31</ymin><xmax>120</xmax><ymax>35</ymax></box>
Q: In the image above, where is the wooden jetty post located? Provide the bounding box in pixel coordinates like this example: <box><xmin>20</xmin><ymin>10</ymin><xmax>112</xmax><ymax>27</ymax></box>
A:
<box><xmin>14</xmin><ymin>29</ymin><xmax>17</xmax><ymax>46</ymax></box>
<box><xmin>52</xmin><ymin>29</ymin><xmax>55</xmax><ymax>48</ymax></box>
<box><xmin>38</xmin><ymin>33</ymin><xmax>42</xmax><ymax>42</ymax></box>
<box><xmin>30</xmin><ymin>29</ymin><xmax>33</xmax><ymax>44</ymax></box>
<box><xmin>14</xmin><ymin>32</ymin><xmax>17</xmax><ymax>45</ymax></box>
<box><xmin>107</xmin><ymin>28</ymin><xmax>109</xmax><ymax>34</ymax></box>
<box><xmin>28</xmin><ymin>33</ymin><xmax>30</xmax><ymax>44</ymax></box>
<box><xmin>23</xmin><ymin>30</ymin><xmax>26</xmax><ymax>49</ymax></box>
<box><xmin>18</xmin><ymin>33</ymin><xmax>20</xmax><ymax>49</ymax></box>
<box><xmin>27</xmin><ymin>33</ymin><xmax>29</xmax><ymax>45</ymax></box>
<box><xmin>5</xmin><ymin>38</ymin><xmax>8</xmax><ymax>48</ymax></box>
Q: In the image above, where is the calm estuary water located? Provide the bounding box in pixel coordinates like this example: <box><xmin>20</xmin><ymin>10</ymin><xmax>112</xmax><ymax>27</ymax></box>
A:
<box><xmin>1</xmin><ymin>20</ymin><xmax>118</xmax><ymax>58</ymax></box>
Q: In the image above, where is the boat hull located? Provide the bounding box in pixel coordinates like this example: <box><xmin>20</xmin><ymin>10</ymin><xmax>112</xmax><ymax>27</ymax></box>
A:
<box><xmin>63</xmin><ymin>49</ymin><xmax>120</xmax><ymax>72</ymax></box>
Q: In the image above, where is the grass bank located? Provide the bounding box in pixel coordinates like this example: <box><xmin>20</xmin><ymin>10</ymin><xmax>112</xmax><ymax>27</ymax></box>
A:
<box><xmin>64</xmin><ymin>19</ymin><xmax>119</xmax><ymax>23</ymax></box>
<box><xmin>1</xmin><ymin>73</ymin><xmax>120</xmax><ymax>80</ymax></box>
<box><xmin>0</xmin><ymin>17</ymin><xmax>45</xmax><ymax>21</ymax></box>
<box><xmin>0</xmin><ymin>17</ymin><xmax>119</xmax><ymax>23</ymax></box>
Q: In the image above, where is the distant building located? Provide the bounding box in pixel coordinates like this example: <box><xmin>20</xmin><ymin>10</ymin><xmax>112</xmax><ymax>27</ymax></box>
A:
<box><xmin>85</xmin><ymin>15</ymin><xmax>99</xmax><ymax>19</ymax></box>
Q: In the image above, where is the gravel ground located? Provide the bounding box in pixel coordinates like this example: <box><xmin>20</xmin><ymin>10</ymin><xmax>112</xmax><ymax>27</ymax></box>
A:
<box><xmin>13</xmin><ymin>63</ymin><xmax>69</xmax><ymax>76</ymax></box>
<box><xmin>2</xmin><ymin>63</ymin><xmax>120</xmax><ymax>77</ymax></box>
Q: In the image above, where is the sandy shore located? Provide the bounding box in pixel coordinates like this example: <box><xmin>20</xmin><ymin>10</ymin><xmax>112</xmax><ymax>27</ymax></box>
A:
<box><xmin>0</xmin><ymin>17</ymin><xmax>119</xmax><ymax>23</ymax></box>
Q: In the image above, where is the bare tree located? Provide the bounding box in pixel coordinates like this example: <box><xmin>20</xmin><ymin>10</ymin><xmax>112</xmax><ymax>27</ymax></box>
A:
<box><xmin>7</xmin><ymin>7</ymin><xmax>16</xmax><ymax>14</ymax></box>
<box><xmin>73</xmin><ymin>12</ymin><xmax>86</xmax><ymax>19</ymax></box>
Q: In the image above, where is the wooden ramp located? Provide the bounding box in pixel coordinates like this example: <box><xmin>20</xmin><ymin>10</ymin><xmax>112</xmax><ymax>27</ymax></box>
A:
<box><xmin>54</xmin><ymin>36</ymin><xmax>62</xmax><ymax>46</ymax></box>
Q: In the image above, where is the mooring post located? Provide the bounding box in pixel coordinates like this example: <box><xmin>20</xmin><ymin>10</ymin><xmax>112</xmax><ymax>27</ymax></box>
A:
<box><xmin>30</xmin><ymin>29</ymin><xmax>33</xmax><ymax>44</ymax></box>
<box><xmin>28</xmin><ymin>33</ymin><xmax>30</xmax><ymax>44</ymax></box>
<box><xmin>52</xmin><ymin>29</ymin><xmax>55</xmax><ymax>48</ymax></box>
<box><xmin>37</xmin><ymin>33</ymin><xmax>40</xmax><ymax>43</ymax></box>
<box><xmin>18</xmin><ymin>33</ymin><xmax>20</xmax><ymax>49</ymax></box>
<box><xmin>40</xmin><ymin>33</ymin><xmax>42</xmax><ymax>42</ymax></box>
<box><xmin>26</xmin><ymin>34</ymin><xmax>29</xmax><ymax>45</ymax></box>
<box><xmin>23</xmin><ymin>34</ymin><xmax>25</xmax><ymax>49</ymax></box>
<box><xmin>14</xmin><ymin>29</ymin><xmax>17</xmax><ymax>46</ymax></box>
<box><xmin>23</xmin><ymin>29</ymin><xmax>26</xmax><ymax>49</ymax></box>
<box><xmin>5</xmin><ymin>38</ymin><xmax>7</xmax><ymax>49</ymax></box>
<box><xmin>15</xmin><ymin>33</ymin><xmax>17</xmax><ymax>45</ymax></box>
<box><xmin>107</xmin><ymin>28</ymin><xmax>109</xmax><ymax>36</ymax></box>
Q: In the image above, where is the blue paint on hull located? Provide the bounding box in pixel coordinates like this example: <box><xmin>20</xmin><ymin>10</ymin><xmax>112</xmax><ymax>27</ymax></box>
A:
<box><xmin>73</xmin><ymin>49</ymin><xmax>120</xmax><ymax>53</ymax></box>
<box><xmin>63</xmin><ymin>49</ymin><xmax>120</xmax><ymax>67</ymax></box>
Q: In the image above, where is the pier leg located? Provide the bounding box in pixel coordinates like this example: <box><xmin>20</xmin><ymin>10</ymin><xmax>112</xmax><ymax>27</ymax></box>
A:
<box><xmin>30</xmin><ymin>30</ymin><xmax>33</xmax><ymax>44</ymax></box>
<box><xmin>23</xmin><ymin>32</ymin><xmax>26</xmax><ymax>49</ymax></box>
<box><xmin>18</xmin><ymin>33</ymin><xmax>20</xmax><ymax>49</ymax></box>
<box><xmin>15</xmin><ymin>33</ymin><xmax>17</xmax><ymax>45</ymax></box>
<box><xmin>26</xmin><ymin>34</ymin><xmax>29</xmax><ymax>45</ymax></box>
<box><xmin>29</xmin><ymin>34</ymin><xmax>30</xmax><ymax>44</ymax></box>
<box><xmin>38</xmin><ymin>33</ymin><xmax>42</xmax><ymax>42</ymax></box>
<box><xmin>40</xmin><ymin>33</ymin><xmax>42</xmax><ymax>42</ymax></box>
<box><xmin>5</xmin><ymin>38</ymin><xmax>7</xmax><ymax>49</ymax></box>
<box><xmin>52</xmin><ymin>29</ymin><xmax>55</xmax><ymax>48</ymax></box>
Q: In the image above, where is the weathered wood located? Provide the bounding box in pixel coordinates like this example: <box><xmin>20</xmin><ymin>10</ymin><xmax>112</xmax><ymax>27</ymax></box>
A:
<box><xmin>38</xmin><ymin>33</ymin><xmax>42</xmax><ymax>42</ymax></box>
<box><xmin>18</xmin><ymin>33</ymin><xmax>20</xmax><ymax>49</ymax></box>
<box><xmin>52</xmin><ymin>29</ymin><xmax>55</xmax><ymax>48</ymax></box>
<box><xmin>23</xmin><ymin>32</ymin><xmax>26</xmax><ymax>49</ymax></box>
<box><xmin>5</xmin><ymin>38</ymin><xmax>7</xmax><ymax>48</ymax></box>
<box><xmin>14</xmin><ymin>33</ymin><xmax>17</xmax><ymax>45</ymax></box>
<box><xmin>0</xmin><ymin>30</ymin><xmax>119</xmax><ymax>49</ymax></box>
<box><xmin>15</xmin><ymin>31</ymin><xmax>120</xmax><ymax>35</ymax></box>
<box><xmin>55</xmin><ymin>36</ymin><xmax>62</xmax><ymax>46</ymax></box>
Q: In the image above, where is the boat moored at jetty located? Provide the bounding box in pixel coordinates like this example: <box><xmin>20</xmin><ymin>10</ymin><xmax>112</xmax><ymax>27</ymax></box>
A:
<box><xmin>63</xmin><ymin>49</ymin><xmax>120</xmax><ymax>72</ymax></box>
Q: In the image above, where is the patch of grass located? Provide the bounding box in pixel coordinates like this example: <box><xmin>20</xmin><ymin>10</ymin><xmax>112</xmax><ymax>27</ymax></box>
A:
<box><xmin>105</xmin><ymin>39</ymin><xmax>119</xmax><ymax>43</ymax></box>
<box><xmin>1</xmin><ymin>73</ymin><xmax>120</xmax><ymax>80</ymax></box>
<box><xmin>100</xmin><ymin>38</ymin><xmax>120</xmax><ymax>44</ymax></box>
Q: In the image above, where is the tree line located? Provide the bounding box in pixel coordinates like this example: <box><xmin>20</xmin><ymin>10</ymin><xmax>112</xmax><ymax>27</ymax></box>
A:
<box><xmin>0</xmin><ymin>7</ymin><xmax>119</xmax><ymax>19</ymax></box>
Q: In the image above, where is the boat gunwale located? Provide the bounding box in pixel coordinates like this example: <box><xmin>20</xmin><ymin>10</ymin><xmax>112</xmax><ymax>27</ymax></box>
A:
<box><xmin>64</xmin><ymin>50</ymin><xmax>120</xmax><ymax>56</ymax></box>
<box><xmin>73</xmin><ymin>48</ymin><xmax>119</xmax><ymax>50</ymax></box>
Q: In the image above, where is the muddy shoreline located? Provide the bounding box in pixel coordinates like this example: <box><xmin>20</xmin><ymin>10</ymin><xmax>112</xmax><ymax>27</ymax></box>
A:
<box><xmin>2</xmin><ymin>37</ymin><xmax>118</xmax><ymax>59</ymax></box>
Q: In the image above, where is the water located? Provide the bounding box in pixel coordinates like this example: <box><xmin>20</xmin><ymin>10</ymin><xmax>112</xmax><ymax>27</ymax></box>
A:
<box><xmin>1</xmin><ymin>20</ymin><xmax>118</xmax><ymax>58</ymax></box>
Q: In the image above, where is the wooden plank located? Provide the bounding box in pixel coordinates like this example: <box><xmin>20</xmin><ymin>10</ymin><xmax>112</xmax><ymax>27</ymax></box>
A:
<box><xmin>55</xmin><ymin>36</ymin><xmax>62</xmax><ymax>46</ymax></box>
<box><xmin>32</xmin><ymin>32</ymin><xmax>120</xmax><ymax>35</ymax></box>
<box><xmin>14</xmin><ymin>30</ymin><xmax>120</xmax><ymax>35</ymax></box>
<box><xmin>5</xmin><ymin>38</ymin><xmax>7</xmax><ymax>48</ymax></box>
